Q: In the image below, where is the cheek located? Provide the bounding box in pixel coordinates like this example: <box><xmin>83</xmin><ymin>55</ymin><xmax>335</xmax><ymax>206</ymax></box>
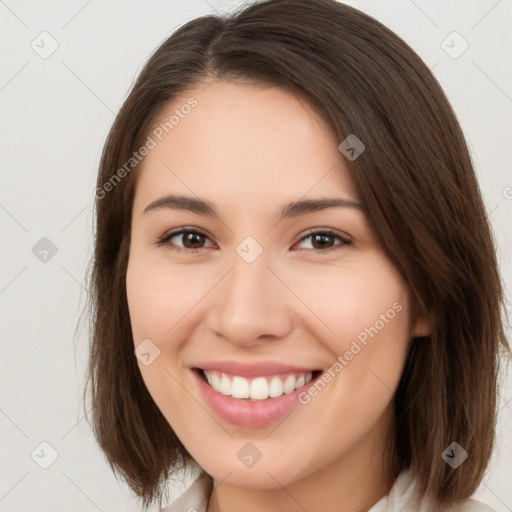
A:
<box><xmin>126</xmin><ymin>254</ymin><xmax>193</xmax><ymax>343</ymax></box>
<box><xmin>126</xmin><ymin>258</ymin><xmax>195</xmax><ymax>427</ymax></box>
<box><xmin>126</xmin><ymin>256</ymin><xmax>179</xmax><ymax>381</ymax></box>
<box><xmin>289</xmin><ymin>260</ymin><xmax>410</xmax><ymax>352</ymax></box>
<box><xmin>297</xmin><ymin>260</ymin><xmax>411</xmax><ymax>420</ymax></box>
<box><xmin>290</xmin><ymin>259</ymin><xmax>412</xmax><ymax>422</ymax></box>
<box><xmin>125</xmin><ymin>253</ymin><xmax>211</xmax><ymax>401</ymax></box>
<box><xmin>283</xmin><ymin>266</ymin><xmax>411</xmax><ymax>463</ymax></box>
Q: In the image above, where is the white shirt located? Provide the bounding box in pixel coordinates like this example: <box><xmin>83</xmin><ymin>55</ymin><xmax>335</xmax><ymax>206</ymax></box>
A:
<box><xmin>156</xmin><ymin>465</ymin><xmax>496</xmax><ymax>512</ymax></box>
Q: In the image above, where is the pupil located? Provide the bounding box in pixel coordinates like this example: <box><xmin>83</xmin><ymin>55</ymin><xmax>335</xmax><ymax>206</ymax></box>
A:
<box><xmin>185</xmin><ymin>232</ymin><xmax>203</xmax><ymax>248</ymax></box>
<box><xmin>314</xmin><ymin>234</ymin><xmax>331</xmax><ymax>249</ymax></box>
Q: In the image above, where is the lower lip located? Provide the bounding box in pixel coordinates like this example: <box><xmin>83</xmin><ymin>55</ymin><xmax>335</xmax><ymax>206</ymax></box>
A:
<box><xmin>192</xmin><ymin>369</ymin><xmax>320</xmax><ymax>428</ymax></box>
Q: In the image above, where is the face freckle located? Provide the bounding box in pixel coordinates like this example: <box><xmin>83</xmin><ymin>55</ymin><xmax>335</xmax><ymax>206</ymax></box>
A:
<box><xmin>125</xmin><ymin>79</ymin><xmax>421</xmax><ymax>494</ymax></box>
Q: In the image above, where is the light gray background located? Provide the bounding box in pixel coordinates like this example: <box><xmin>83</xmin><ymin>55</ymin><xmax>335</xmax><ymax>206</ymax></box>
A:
<box><xmin>1</xmin><ymin>0</ymin><xmax>511</xmax><ymax>511</ymax></box>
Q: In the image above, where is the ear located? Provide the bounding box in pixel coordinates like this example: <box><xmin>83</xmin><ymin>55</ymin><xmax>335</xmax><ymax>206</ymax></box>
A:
<box><xmin>411</xmin><ymin>313</ymin><xmax>430</xmax><ymax>338</ymax></box>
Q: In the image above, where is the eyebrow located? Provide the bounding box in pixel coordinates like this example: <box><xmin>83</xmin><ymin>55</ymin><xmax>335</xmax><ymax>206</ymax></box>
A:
<box><xmin>142</xmin><ymin>194</ymin><xmax>366</xmax><ymax>220</ymax></box>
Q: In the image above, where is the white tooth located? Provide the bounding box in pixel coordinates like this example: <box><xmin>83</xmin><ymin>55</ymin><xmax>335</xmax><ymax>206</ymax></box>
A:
<box><xmin>220</xmin><ymin>373</ymin><xmax>232</xmax><ymax>395</ymax></box>
<box><xmin>231</xmin><ymin>376</ymin><xmax>250</xmax><ymax>398</ymax></box>
<box><xmin>205</xmin><ymin>371</ymin><xmax>312</xmax><ymax>400</ymax></box>
<box><xmin>268</xmin><ymin>376</ymin><xmax>284</xmax><ymax>397</ymax></box>
<box><xmin>283</xmin><ymin>375</ymin><xmax>296</xmax><ymax>394</ymax></box>
<box><xmin>250</xmin><ymin>377</ymin><xmax>269</xmax><ymax>400</ymax></box>
<box><xmin>211</xmin><ymin>372</ymin><xmax>221</xmax><ymax>392</ymax></box>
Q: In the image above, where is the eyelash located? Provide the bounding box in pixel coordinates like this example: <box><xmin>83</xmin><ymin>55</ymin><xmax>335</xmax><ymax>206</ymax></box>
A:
<box><xmin>155</xmin><ymin>227</ymin><xmax>351</xmax><ymax>254</ymax></box>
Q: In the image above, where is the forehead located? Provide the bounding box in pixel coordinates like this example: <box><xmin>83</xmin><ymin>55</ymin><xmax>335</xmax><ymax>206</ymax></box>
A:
<box><xmin>133</xmin><ymin>80</ymin><xmax>360</xmax><ymax>213</ymax></box>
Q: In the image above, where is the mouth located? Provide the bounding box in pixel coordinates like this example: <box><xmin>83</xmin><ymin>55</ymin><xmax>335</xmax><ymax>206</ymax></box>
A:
<box><xmin>193</xmin><ymin>368</ymin><xmax>323</xmax><ymax>401</ymax></box>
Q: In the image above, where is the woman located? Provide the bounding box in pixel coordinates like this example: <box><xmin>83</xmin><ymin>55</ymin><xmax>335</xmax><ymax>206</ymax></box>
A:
<box><xmin>83</xmin><ymin>0</ymin><xmax>510</xmax><ymax>510</ymax></box>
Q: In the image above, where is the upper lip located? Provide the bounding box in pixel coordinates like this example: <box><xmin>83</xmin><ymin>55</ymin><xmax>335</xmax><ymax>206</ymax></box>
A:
<box><xmin>194</xmin><ymin>360</ymin><xmax>320</xmax><ymax>378</ymax></box>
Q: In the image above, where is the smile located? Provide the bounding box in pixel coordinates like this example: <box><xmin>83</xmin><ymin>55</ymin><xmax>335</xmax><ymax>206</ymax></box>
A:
<box><xmin>200</xmin><ymin>369</ymin><xmax>321</xmax><ymax>401</ymax></box>
<box><xmin>192</xmin><ymin>366</ymin><xmax>323</xmax><ymax>428</ymax></box>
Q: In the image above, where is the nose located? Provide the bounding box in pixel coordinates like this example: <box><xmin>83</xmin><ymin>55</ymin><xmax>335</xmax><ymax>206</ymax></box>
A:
<box><xmin>205</xmin><ymin>248</ymin><xmax>293</xmax><ymax>347</ymax></box>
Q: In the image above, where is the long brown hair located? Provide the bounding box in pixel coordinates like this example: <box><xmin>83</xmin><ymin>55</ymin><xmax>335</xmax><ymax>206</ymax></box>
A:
<box><xmin>80</xmin><ymin>0</ymin><xmax>510</xmax><ymax>508</ymax></box>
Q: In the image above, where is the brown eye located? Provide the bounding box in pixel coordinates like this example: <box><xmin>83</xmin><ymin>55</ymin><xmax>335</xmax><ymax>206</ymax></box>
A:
<box><xmin>157</xmin><ymin>228</ymin><xmax>213</xmax><ymax>253</ymax></box>
<box><xmin>180</xmin><ymin>231</ymin><xmax>206</xmax><ymax>249</ymax></box>
<box><xmin>295</xmin><ymin>229</ymin><xmax>351</xmax><ymax>252</ymax></box>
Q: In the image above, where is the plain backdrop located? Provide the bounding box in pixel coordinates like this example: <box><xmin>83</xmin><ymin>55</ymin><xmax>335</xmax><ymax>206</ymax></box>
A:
<box><xmin>1</xmin><ymin>0</ymin><xmax>511</xmax><ymax>511</ymax></box>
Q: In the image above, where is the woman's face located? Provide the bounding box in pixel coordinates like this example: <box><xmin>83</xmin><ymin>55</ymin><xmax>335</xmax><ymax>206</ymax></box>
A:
<box><xmin>126</xmin><ymin>80</ymin><xmax>428</xmax><ymax>490</ymax></box>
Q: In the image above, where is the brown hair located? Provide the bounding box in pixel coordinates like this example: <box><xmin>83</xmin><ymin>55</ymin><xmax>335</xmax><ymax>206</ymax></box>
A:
<box><xmin>80</xmin><ymin>0</ymin><xmax>510</xmax><ymax>508</ymax></box>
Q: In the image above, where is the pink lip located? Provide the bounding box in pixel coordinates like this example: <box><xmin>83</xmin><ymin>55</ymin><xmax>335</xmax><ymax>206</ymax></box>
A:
<box><xmin>191</xmin><ymin>368</ymin><xmax>321</xmax><ymax>428</ymax></box>
<box><xmin>196</xmin><ymin>360</ymin><xmax>319</xmax><ymax>378</ymax></box>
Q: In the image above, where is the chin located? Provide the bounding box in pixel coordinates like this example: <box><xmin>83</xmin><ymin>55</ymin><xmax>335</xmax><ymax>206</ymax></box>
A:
<box><xmin>194</xmin><ymin>449</ymin><xmax>317</xmax><ymax>491</ymax></box>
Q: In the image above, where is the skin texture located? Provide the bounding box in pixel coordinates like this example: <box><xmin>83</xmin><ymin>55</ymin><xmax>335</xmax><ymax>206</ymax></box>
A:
<box><xmin>125</xmin><ymin>80</ymin><xmax>430</xmax><ymax>512</ymax></box>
